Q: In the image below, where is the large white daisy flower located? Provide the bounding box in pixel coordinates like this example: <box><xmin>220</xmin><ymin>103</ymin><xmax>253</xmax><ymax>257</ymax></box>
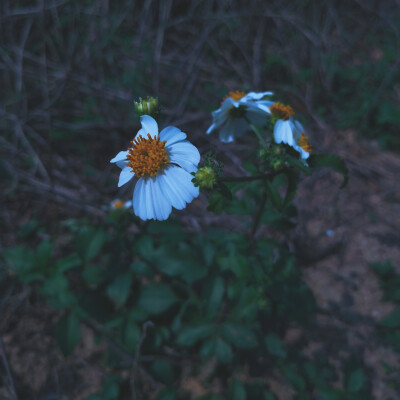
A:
<box><xmin>110</xmin><ymin>115</ymin><xmax>200</xmax><ymax>221</ymax></box>
<box><xmin>270</xmin><ymin>102</ymin><xmax>311</xmax><ymax>160</ymax></box>
<box><xmin>206</xmin><ymin>90</ymin><xmax>274</xmax><ymax>143</ymax></box>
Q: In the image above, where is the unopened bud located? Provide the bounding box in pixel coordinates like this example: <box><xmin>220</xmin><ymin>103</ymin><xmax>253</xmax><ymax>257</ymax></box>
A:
<box><xmin>272</xmin><ymin>160</ymin><xmax>285</xmax><ymax>171</ymax></box>
<box><xmin>134</xmin><ymin>97</ymin><xmax>159</xmax><ymax>118</ymax></box>
<box><xmin>195</xmin><ymin>166</ymin><xmax>217</xmax><ymax>190</ymax></box>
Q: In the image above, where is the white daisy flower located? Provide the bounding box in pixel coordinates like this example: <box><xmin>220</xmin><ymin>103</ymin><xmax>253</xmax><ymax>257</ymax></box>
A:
<box><xmin>110</xmin><ymin>199</ymin><xmax>132</xmax><ymax>210</ymax></box>
<box><xmin>207</xmin><ymin>90</ymin><xmax>274</xmax><ymax>143</ymax></box>
<box><xmin>110</xmin><ymin>115</ymin><xmax>200</xmax><ymax>221</ymax></box>
<box><xmin>270</xmin><ymin>102</ymin><xmax>311</xmax><ymax>160</ymax></box>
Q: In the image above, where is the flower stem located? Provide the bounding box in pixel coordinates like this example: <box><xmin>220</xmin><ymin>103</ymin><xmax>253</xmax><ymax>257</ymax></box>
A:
<box><xmin>220</xmin><ymin>170</ymin><xmax>283</xmax><ymax>183</ymax></box>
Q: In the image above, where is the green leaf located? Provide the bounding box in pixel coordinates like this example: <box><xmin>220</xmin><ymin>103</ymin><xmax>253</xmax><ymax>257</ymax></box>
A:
<box><xmin>265</xmin><ymin>334</ymin><xmax>286</xmax><ymax>358</ymax></box>
<box><xmin>154</xmin><ymin>388</ymin><xmax>177</xmax><ymax>400</ymax></box>
<box><xmin>346</xmin><ymin>368</ymin><xmax>365</xmax><ymax>393</ymax></box>
<box><xmin>207</xmin><ymin>277</ymin><xmax>225</xmax><ymax>316</ymax></box>
<box><xmin>380</xmin><ymin>309</ymin><xmax>400</xmax><ymax>328</ymax></box>
<box><xmin>138</xmin><ymin>283</ymin><xmax>178</xmax><ymax>315</ymax></box>
<box><xmin>283</xmin><ymin>169</ymin><xmax>299</xmax><ymax>208</ymax></box>
<box><xmin>228</xmin><ymin>379</ymin><xmax>247</xmax><ymax>400</ymax></box>
<box><xmin>123</xmin><ymin>320</ymin><xmax>140</xmax><ymax>352</ymax></box>
<box><xmin>221</xmin><ymin>322</ymin><xmax>258</xmax><ymax>349</ymax></box>
<box><xmin>55</xmin><ymin>312</ymin><xmax>81</xmax><ymax>355</ymax></box>
<box><xmin>308</xmin><ymin>153</ymin><xmax>348</xmax><ymax>188</ymax></box>
<box><xmin>201</xmin><ymin>337</ymin><xmax>233</xmax><ymax>363</ymax></box>
<box><xmin>56</xmin><ymin>253</ymin><xmax>81</xmax><ymax>272</ymax></box>
<box><xmin>265</xmin><ymin>180</ymin><xmax>283</xmax><ymax>210</ymax></box>
<box><xmin>217</xmin><ymin>182</ymin><xmax>233</xmax><ymax>200</ymax></box>
<box><xmin>176</xmin><ymin>324</ymin><xmax>214</xmax><ymax>346</ymax></box>
<box><xmin>151</xmin><ymin>360</ymin><xmax>175</xmax><ymax>384</ymax></box>
<box><xmin>106</xmin><ymin>272</ymin><xmax>133</xmax><ymax>307</ymax></box>
<box><xmin>286</xmin><ymin>156</ymin><xmax>312</xmax><ymax>175</ymax></box>
<box><xmin>130</xmin><ymin>261</ymin><xmax>152</xmax><ymax>277</ymax></box>
<box><xmin>85</xmin><ymin>230</ymin><xmax>107</xmax><ymax>261</ymax></box>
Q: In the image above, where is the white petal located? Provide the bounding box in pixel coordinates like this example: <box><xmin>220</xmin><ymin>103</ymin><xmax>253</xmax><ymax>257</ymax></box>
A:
<box><xmin>116</xmin><ymin>159</ymin><xmax>128</xmax><ymax>169</ymax></box>
<box><xmin>159</xmin><ymin>126</ymin><xmax>187</xmax><ymax>145</ymax></box>
<box><xmin>274</xmin><ymin>120</ymin><xmax>294</xmax><ymax>146</ymax></box>
<box><xmin>231</xmin><ymin>118</ymin><xmax>250</xmax><ymax>139</ymax></box>
<box><xmin>218</xmin><ymin>119</ymin><xmax>236</xmax><ymax>143</ymax></box>
<box><xmin>110</xmin><ymin>151</ymin><xmax>128</xmax><ymax>164</ymax></box>
<box><xmin>241</xmin><ymin>91</ymin><xmax>273</xmax><ymax>101</ymax></box>
<box><xmin>118</xmin><ymin>166</ymin><xmax>135</xmax><ymax>187</ymax></box>
<box><xmin>124</xmin><ymin>200</ymin><xmax>133</xmax><ymax>208</ymax></box>
<box><xmin>206</xmin><ymin>123</ymin><xmax>216</xmax><ymax>134</ymax></box>
<box><xmin>134</xmin><ymin>127</ymin><xmax>147</xmax><ymax>139</ymax></box>
<box><xmin>132</xmin><ymin>177</ymin><xmax>172</xmax><ymax>221</ymax></box>
<box><xmin>140</xmin><ymin>115</ymin><xmax>158</xmax><ymax>137</ymax></box>
<box><xmin>167</xmin><ymin>141</ymin><xmax>200</xmax><ymax>173</ymax></box>
<box><xmin>157</xmin><ymin>166</ymin><xmax>199</xmax><ymax>210</ymax></box>
<box><xmin>293</xmin><ymin>144</ymin><xmax>310</xmax><ymax>160</ymax></box>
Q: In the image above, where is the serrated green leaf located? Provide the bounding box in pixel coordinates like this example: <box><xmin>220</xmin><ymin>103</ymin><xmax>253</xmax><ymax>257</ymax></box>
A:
<box><xmin>221</xmin><ymin>322</ymin><xmax>258</xmax><ymax>348</ymax></box>
<box><xmin>177</xmin><ymin>324</ymin><xmax>214</xmax><ymax>346</ymax></box>
<box><xmin>265</xmin><ymin>180</ymin><xmax>283</xmax><ymax>210</ymax></box>
<box><xmin>207</xmin><ymin>277</ymin><xmax>225</xmax><ymax>316</ymax></box>
<box><xmin>85</xmin><ymin>230</ymin><xmax>107</xmax><ymax>261</ymax></box>
<box><xmin>56</xmin><ymin>253</ymin><xmax>81</xmax><ymax>272</ymax></box>
<box><xmin>55</xmin><ymin>312</ymin><xmax>81</xmax><ymax>355</ymax></box>
<box><xmin>346</xmin><ymin>368</ymin><xmax>365</xmax><ymax>392</ymax></box>
<box><xmin>265</xmin><ymin>334</ymin><xmax>286</xmax><ymax>358</ymax></box>
<box><xmin>138</xmin><ymin>283</ymin><xmax>178</xmax><ymax>315</ymax></box>
<box><xmin>107</xmin><ymin>272</ymin><xmax>133</xmax><ymax>306</ymax></box>
<box><xmin>380</xmin><ymin>309</ymin><xmax>400</xmax><ymax>328</ymax></box>
<box><xmin>228</xmin><ymin>379</ymin><xmax>247</xmax><ymax>400</ymax></box>
<box><xmin>308</xmin><ymin>153</ymin><xmax>348</xmax><ymax>188</ymax></box>
<box><xmin>286</xmin><ymin>156</ymin><xmax>312</xmax><ymax>175</ymax></box>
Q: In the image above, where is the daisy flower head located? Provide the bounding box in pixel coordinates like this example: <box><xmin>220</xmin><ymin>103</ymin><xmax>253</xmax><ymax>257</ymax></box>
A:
<box><xmin>110</xmin><ymin>199</ymin><xmax>132</xmax><ymax>210</ymax></box>
<box><xmin>110</xmin><ymin>115</ymin><xmax>200</xmax><ymax>221</ymax></box>
<box><xmin>206</xmin><ymin>90</ymin><xmax>274</xmax><ymax>143</ymax></box>
<box><xmin>270</xmin><ymin>102</ymin><xmax>311</xmax><ymax>160</ymax></box>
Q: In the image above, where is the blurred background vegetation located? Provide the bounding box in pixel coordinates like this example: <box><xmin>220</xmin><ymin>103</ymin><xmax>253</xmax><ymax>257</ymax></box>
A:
<box><xmin>1</xmin><ymin>1</ymin><xmax>400</xmax><ymax>399</ymax></box>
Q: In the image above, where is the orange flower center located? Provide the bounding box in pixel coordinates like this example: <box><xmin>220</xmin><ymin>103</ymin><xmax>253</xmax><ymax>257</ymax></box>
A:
<box><xmin>269</xmin><ymin>102</ymin><xmax>295</xmax><ymax>120</ymax></box>
<box><xmin>126</xmin><ymin>133</ymin><xmax>169</xmax><ymax>178</ymax></box>
<box><xmin>223</xmin><ymin>90</ymin><xmax>246</xmax><ymax>102</ymax></box>
<box><xmin>112</xmin><ymin>200</ymin><xmax>125</xmax><ymax>209</ymax></box>
<box><xmin>298</xmin><ymin>132</ymin><xmax>312</xmax><ymax>153</ymax></box>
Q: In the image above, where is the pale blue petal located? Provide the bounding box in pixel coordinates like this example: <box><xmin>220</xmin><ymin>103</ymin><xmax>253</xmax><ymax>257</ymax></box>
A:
<box><xmin>241</xmin><ymin>91</ymin><xmax>273</xmax><ymax>101</ymax></box>
<box><xmin>116</xmin><ymin>159</ymin><xmax>128</xmax><ymax>169</ymax></box>
<box><xmin>293</xmin><ymin>144</ymin><xmax>310</xmax><ymax>160</ymax></box>
<box><xmin>118</xmin><ymin>166</ymin><xmax>135</xmax><ymax>187</ymax></box>
<box><xmin>159</xmin><ymin>126</ymin><xmax>187</xmax><ymax>145</ymax></box>
<box><xmin>110</xmin><ymin>151</ymin><xmax>128</xmax><ymax>164</ymax></box>
<box><xmin>124</xmin><ymin>200</ymin><xmax>132</xmax><ymax>208</ymax></box>
<box><xmin>140</xmin><ymin>115</ymin><xmax>158</xmax><ymax>137</ymax></box>
<box><xmin>218</xmin><ymin>119</ymin><xmax>236</xmax><ymax>143</ymax></box>
<box><xmin>231</xmin><ymin>118</ymin><xmax>250</xmax><ymax>139</ymax></box>
<box><xmin>206</xmin><ymin>123</ymin><xmax>216</xmax><ymax>134</ymax></box>
<box><xmin>148</xmin><ymin>177</ymin><xmax>172</xmax><ymax>220</ymax></box>
<box><xmin>157</xmin><ymin>166</ymin><xmax>199</xmax><ymax>210</ymax></box>
<box><xmin>134</xmin><ymin>127</ymin><xmax>147</xmax><ymax>139</ymax></box>
<box><xmin>133</xmin><ymin>178</ymin><xmax>150</xmax><ymax>220</ymax></box>
<box><xmin>167</xmin><ymin>141</ymin><xmax>200</xmax><ymax>173</ymax></box>
<box><xmin>274</xmin><ymin>120</ymin><xmax>294</xmax><ymax>146</ymax></box>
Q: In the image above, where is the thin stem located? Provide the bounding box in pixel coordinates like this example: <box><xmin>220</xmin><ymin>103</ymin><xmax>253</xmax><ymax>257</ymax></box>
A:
<box><xmin>0</xmin><ymin>332</ymin><xmax>19</xmax><ymax>400</ymax></box>
<box><xmin>244</xmin><ymin>116</ymin><xmax>267</xmax><ymax>147</ymax></box>
<box><xmin>250</xmin><ymin>187</ymin><xmax>268</xmax><ymax>240</ymax></box>
<box><xmin>220</xmin><ymin>169</ymin><xmax>284</xmax><ymax>183</ymax></box>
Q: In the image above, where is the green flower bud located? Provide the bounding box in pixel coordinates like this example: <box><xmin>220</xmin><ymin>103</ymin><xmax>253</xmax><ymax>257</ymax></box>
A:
<box><xmin>271</xmin><ymin>159</ymin><xmax>285</xmax><ymax>171</ymax></box>
<box><xmin>134</xmin><ymin>97</ymin><xmax>159</xmax><ymax>118</ymax></box>
<box><xmin>195</xmin><ymin>166</ymin><xmax>217</xmax><ymax>190</ymax></box>
<box><xmin>258</xmin><ymin>147</ymin><xmax>270</xmax><ymax>160</ymax></box>
<box><xmin>271</xmin><ymin>144</ymin><xmax>285</xmax><ymax>156</ymax></box>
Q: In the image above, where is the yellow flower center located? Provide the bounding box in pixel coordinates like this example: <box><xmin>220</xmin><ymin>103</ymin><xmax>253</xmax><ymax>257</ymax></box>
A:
<box><xmin>112</xmin><ymin>200</ymin><xmax>125</xmax><ymax>209</ymax></box>
<box><xmin>269</xmin><ymin>102</ymin><xmax>295</xmax><ymax>120</ymax></box>
<box><xmin>126</xmin><ymin>133</ymin><xmax>169</xmax><ymax>178</ymax></box>
<box><xmin>223</xmin><ymin>90</ymin><xmax>246</xmax><ymax>102</ymax></box>
<box><xmin>297</xmin><ymin>132</ymin><xmax>312</xmax><ymax>153</ymax></box>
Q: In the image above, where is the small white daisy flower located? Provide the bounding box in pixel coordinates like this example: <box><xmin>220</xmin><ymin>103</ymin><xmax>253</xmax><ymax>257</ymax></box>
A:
<box><xmin>270</xmin><ymin>102</ymin><xmax>311</xmax><ymax>160</ymax></box>
<box><xmin>207</xmin><ymin>90</ymin><xmax>274</xmax><ymax>143</ymax></box>
<box><xmin>110</xmin><ymin>115</ymin><xmax>200</xmax><ymax>221</ymax></box>
<box><xmin>110</xmin><ymin>199</ymin><xmax>132</xmax><ymax>210</ymax></box>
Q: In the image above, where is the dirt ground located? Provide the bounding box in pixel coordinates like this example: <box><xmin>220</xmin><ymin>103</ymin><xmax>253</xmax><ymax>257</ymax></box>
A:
<box><xmin>1</xmin><ymin>129</ymin><xmax>400</xmax><ymax>399</ymax></box>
